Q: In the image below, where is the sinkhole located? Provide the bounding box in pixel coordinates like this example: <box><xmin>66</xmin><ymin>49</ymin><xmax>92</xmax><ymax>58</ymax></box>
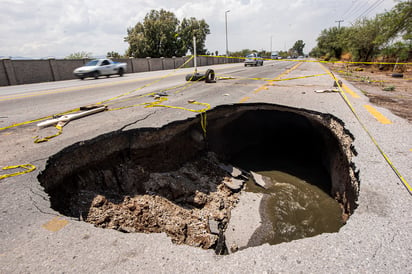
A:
<box><xmin>38</xmin><ymin>103</ymin><xmax>359</xmax><ymax>254</ymax></box>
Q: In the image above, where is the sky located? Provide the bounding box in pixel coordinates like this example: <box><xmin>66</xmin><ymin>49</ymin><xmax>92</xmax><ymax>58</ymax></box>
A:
<box><xmin>0</xmin><ymin>0</ymin><xmax>399</xmax><ymax>59</ymax></box>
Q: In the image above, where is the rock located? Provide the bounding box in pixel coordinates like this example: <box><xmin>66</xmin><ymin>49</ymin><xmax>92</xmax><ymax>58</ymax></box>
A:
<box><xmin>208</xmin><ymin>219</ymin><xmax>220</xmax><ymax>235</ymax></box>
<box><xmin>193</xmin><ymin>191</ymin><xmax>208</xmax><ymax>206</ymax></box>
<box><xmin>251</xmin><ymin>171</ymin><xmax>267</xmax><ymax>189</ymax></box>
<box><xmin>91</xmin><ymin>195</ymin><xmax>107</xmax><ymax>207</ymax></box>
<box><xmin>223</xmin><ymin>177</ymin><xmax>244</xmax><ymax>191</ymax></box>
<box><xmin>219</xmin><ymin>164</ymin><xmax>242</xmax><ymax>177</ymax></box>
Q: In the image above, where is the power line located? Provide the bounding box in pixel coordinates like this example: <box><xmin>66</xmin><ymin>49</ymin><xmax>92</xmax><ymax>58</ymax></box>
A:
<box><xmin>346</xmin><ymin>0</ymin><xmax>373</xmax><ymax>22</ymax></box>
<box><xmin>341</xmin><ymin>0</ymin><xmax>360</xmax><ymax>18</ymax></box>
<box><xmin>355</xmin><ymin>0</ymin><xmax>385</xmax><ymax>20</ymax></box>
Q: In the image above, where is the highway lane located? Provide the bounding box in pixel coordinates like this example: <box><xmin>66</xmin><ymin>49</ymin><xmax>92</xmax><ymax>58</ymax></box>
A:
<box><xmin>0</xmin><ymin>59</ymin><xmax>411</xmax><ymax>273</ymax></box>
<box><xmin>0</xmin><ymin>60</ymin><xmax>291</xmax><ymax>127</ymax></box>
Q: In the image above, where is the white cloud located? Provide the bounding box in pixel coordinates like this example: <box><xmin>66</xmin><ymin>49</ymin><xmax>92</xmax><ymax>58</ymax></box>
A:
<box><xmin>0</xmin><ymin>0</ymin><xmax>398</xmax><ymax>58</ymax></box>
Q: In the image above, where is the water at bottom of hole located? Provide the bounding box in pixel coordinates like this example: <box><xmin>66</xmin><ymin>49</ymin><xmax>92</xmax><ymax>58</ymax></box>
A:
<box><xmin>250</xmin><ymin>170</ymin><xmax>344</xmax><ymax>246</ymax></box>
<box><xmin>232</xmin><ymin>156</ymin><xmax>344</xmax><ymax>246</ymax></box>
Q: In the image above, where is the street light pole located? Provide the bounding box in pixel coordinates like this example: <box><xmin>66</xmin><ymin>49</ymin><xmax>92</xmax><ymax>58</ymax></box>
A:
<box><xmin>225</xmin><ymin>10</ymin><xmax>230</xmax><ymax>59</ymax></box>
<box><xmin>270</xmin><ymin>35</ymin><xmax>273</xmax><ymax>54</ymax></box>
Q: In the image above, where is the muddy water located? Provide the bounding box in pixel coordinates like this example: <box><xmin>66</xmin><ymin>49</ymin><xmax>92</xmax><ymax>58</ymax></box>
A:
<box><xmin>246</xmin><ymin>170</ymin><xmax>343</xmax><ymax>245</ymax></box>
<box><xmin>232</xmin><ymin>155</ymin><xmax>343</xmax><ymax>246</ymax></box>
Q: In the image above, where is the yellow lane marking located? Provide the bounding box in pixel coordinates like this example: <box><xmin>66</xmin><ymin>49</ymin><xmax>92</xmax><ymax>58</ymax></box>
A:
<box><xmin>364</xmin><ymin>105</ymin><xmax>392</xmax><ymax>124</ymax></box>
<box><xmin>239</xmin><ymin>96</ymin><xmax>251</xmax><ymax>103</ymax></box>
<box><xmin>318</xmin><ymin>64</ymin><xmax>360</xmax><ymax>99</ymax></box>
<box><xmin>42</xmin><ymin>217</ymin><xmax>69</xmax><ymax>232</ymax></box>
<box><xmin>253</xmin><ymin>86</ymin><xmax>269</xmax><ymax>94</ymax></box>
<box><xmin>342</xmin><ymin>83</ymin><xmax>360</xmax><ymax>98</ymax></box>
<box><xmin>239</xmin><ymin>62</ymin><xmax>303</xmax><ymax>102</ymax></box>
<box><xmin>254</xmin><ymin>62</ymin><xmax>303</xmax><ymax>95</ymax></box>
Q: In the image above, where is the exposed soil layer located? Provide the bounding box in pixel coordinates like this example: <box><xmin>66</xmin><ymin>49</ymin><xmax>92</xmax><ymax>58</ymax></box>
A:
<box><xmin>85</xmin><ymin>153</ymin><xmax>238</xmax><ymax>251</ymax></box>
<box><xmin>328</xmin><ymin>63</ymin><xmax>412</xmax><ymax>122</ymax></box>
<box><xmin>38</xmin><ymin>103</ymin><xmax>359</xmax><ymax>252</ymax></box>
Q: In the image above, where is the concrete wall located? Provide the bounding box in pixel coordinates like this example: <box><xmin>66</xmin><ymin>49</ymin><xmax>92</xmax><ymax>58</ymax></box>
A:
<box><xmin>0</xmin><ymin>56</ymin><xmax>242</xmax><ymax>86</ymax></box>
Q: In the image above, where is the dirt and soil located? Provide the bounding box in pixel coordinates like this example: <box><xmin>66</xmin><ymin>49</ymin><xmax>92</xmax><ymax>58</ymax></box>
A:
<box><xmin>84</xmin><ymin>152</ymin><xmax>241</xmax><ymax>253</ymax></box>
<box><xmin>327</xmin><ymin>62</ymin><xmax>412</xmax><ymax>122</ymax></box>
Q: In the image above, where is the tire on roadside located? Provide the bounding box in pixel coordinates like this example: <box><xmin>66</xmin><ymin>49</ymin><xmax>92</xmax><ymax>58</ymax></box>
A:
<box><xmin>205</xmin><ymin>69</ymin><xmax>216</xmax><ymax>83</ymax></box>
<box><xmin>118</xmin><ymin>68</ymin><xmax>124</xmax><ymax>77</ymax></box>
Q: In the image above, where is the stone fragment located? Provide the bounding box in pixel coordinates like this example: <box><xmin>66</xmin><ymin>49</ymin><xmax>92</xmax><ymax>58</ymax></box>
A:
<box><xmin>91</xmin><ymin>195</ymin><xmax>106</xmax><ymax>207</ymax></box>
<box><xmin>208</xmin><ymin>219</ymin><xmax>220</xmax><ymax>235</ymax></box>
<box><xmin>251</xmin><ymin>171</ymin><xmax>267</xmax><ymax>189</ymax></box>
<box><xmin>219</xmin><ymin>164</ymin><xmax>242</xmax><ymax>177</ymax></box>
<box><xmin>223</xmin><ymin>177</ymin><xmax>244</xmax><ymax>191</ymax></box>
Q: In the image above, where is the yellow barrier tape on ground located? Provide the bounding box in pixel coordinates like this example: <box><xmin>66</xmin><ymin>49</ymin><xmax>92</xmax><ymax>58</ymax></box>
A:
<box><xmin>144</xmin><ymin>97</ymin><xmax>210</xmax><ymax>136</ymax></box>
<box><xmin>0</xmin><ymin>164</ymin><xmax>36</xmax><ymax>180</ymax></box>
<box><xmin>107</xmin><ymin>73</ymin><xmax>203</xmax><ymax>111</ymax></box>
<box><xmin>319</xmin><ymin>63</ymin><xmax>412</xmax><ymax>195</ymax></box>
<box><xmin>0</xmin><ymin>109</ymin><xmax>80</xmax><ymax>132</ymax></box>
<box><xmin>33</xmin><ymin>123</ymin><xmax>64</xmax><ymax>143</ymax></box>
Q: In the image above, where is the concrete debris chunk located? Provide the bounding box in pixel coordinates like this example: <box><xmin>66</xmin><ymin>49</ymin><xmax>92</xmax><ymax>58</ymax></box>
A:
<box><xmin>223</xmin><ymin>177</ymin><xmax>244</xmax><ymax>191</ymax></box>
<box><xmin>219</xmin><ymin>164</ymin><xmax>242</xmax><ymax>177</ymax></box>
<box><xmin>251</xmin><ymin>171</ymin><xmax>268</xmax><ymax>189</ymax></box>
<box><xmin>208</xmin><ymin>219</ymin><xmax>220</xmax><ymax>235</ymax></box>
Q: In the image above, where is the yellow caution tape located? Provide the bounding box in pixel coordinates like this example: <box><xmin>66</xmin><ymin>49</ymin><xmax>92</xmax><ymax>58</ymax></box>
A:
<box><xmin>0</xmin><ymin>164</ymin><xmax>36</xmax><ymax>180</ymax></box>
<box><xmin>144</xmin><ymin>97</ymin><xmax>210</xmax><ymax>136</ymax></box>
<box><xmin>33</xmin><ymin>123</ymin><xmax>64</xmax><ymax>143</ymax></box>
<box><xmin>96</xmin><ymin>55</ymin><xmax>195</xmax><ymax>105</ymax></box>
<box><xmin>319</xmin><ymin>63</ymin><xmax>412</xmax><ymax>195</ymax></box>
<box><xmin>0</xmin><ymin>109</ymin><xmax>79</xmax><ymax>132</ymax></box>
<box><xmin>199</xmin><ymin>55</ymin><xmax>412</xmax><ymax>65</ymax></box>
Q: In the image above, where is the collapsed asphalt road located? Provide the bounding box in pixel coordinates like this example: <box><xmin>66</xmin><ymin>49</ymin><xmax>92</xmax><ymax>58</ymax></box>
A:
<box><xmin>0</xmin><ymin>60</ymin><xmax>411</xmax><ymax>273</ymax></box>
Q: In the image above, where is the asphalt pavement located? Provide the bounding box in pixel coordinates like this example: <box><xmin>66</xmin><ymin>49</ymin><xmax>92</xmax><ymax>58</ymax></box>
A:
<box><xmin>0</xmin><ymin>60</ymin><xmax>411</xmax><ymax>273</ymax></box>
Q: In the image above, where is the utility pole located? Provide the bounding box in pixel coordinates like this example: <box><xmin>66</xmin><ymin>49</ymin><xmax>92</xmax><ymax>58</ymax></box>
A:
<box><xmin>335</xmin><ymin>20</ymin><xmax>344</xmax><ymax>29</ymax></box>
<box><xmin>270</xmin><ymin>36</ymin><xmax>273</xmax><ymax>54</ymax></box>
<box><xmin>225</xmin><ymin>10</ymin><xmax>230</xmax><ymax>59</ymax></box>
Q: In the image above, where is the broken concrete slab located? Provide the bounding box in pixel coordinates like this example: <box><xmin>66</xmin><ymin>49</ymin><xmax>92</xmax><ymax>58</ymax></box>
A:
<box><xmin>225</xmin><ymin>191</ymin><xmax>263</xmax><ymax>253</ymax></box>
<box><xmin>223</xmin><ymin>177</ymin><xmax>244</xmax><ymax>191</ymax></box>
<box><xmin>219</xmin><ymin>164</ymin><xmax>242</xmax><ymax>177</ymax></box>
<box><xmin>251</xmin><ymin>171</ymin><xmax>268</xmax><ymax>189</ymax></box>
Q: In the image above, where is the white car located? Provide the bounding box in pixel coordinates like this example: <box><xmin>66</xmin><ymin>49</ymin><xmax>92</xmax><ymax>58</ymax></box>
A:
<box><xmin>244</xmin><ymin>53</ymin><xmax>263</xmax><ymax>67</ymax></box>
<box><xmin>73</xmin><ymin>59</ymin><xmax>127</xmax><ymax>80</ymax></box>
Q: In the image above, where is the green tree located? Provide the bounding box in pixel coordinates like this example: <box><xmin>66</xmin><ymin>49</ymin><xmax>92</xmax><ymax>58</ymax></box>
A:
<box><xmin>66</xmin><ymin>51</ymin><xmax>92</xmax><ymax>59</ymax></box>
<box><xmin>107</xmin><ymin>51</ymin><xmax>122</xmax><ymax>58</ymax></box>
<box><xmin>376</xmin><ymin>1</ymin><xmax>411</xmax><ymax>44</ymax></box>
<box><xmin>125</xmin><ymin>9</ymin><xmax>180</xmax><ymax>58</ymax></box>
<box><xmin>311</xmin><ymin>27</ymin><xmax>345</xmax><ymax>59</ymax></box>
<box><xmin>312</xmin><ymin>1</ymin><xmax>412</xmax><ymax>62</ymax></box>
<box><xmin>344</xmin><ymin>16</ymin><xmax>388</xmax><ymax>61</ymax></box>
<box><xmin>125</xmin><ymin>9</ymin><xmax>210</xmax><ymax>58</ymax></box>
<box><xmin>381</xmin><ymin>41</ymin><xmax>411</xmax><ymax>61</ymax></box>
<box><xmin>178</xmin><ymin>17</ymin><xmax>210</xmax><ymax>55</ymax></box>
<box><xmin>292</xmin><ymin>40</ymin><xmax>305</xmax><ymax>56</ymax></box>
